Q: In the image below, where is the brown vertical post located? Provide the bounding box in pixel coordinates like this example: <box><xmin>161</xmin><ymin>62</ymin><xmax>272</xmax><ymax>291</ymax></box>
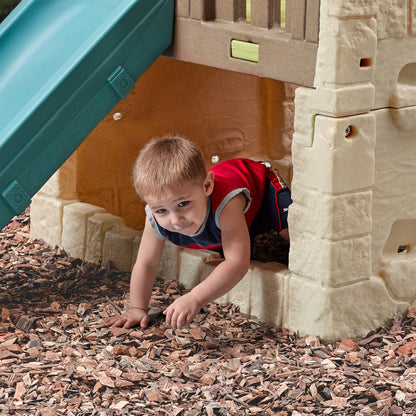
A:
<box><xmin>274</xmin><ymin>0</ymin><xmax>282</xmax><ymax>27</ymax></box>
<box><xmin>215</xmin><ymin>0</ymin><xmax>234</xmax><ymax>21</ymax></box>
<box><xmin>251</xmin><ymin>0</ymin><xmax>274</xmax><ymax>28</ymax></box>
<box><xmin>305</xmin><ymin>0</ymin><xmax>320</xmax><ymax>43</ymax></box>
<box><xmin>235</xmin><ymin>0</ymin><xmax>247</xmax><ymax>21</ymax></box>
<box><xmin>190</xmin><ymin>0</ymin><xmax>215</xmax><ymax>21</ymax></box>
<box><xmin>286</xmin><ymin>0</ymin><xmax>307</xmax><ymax>39</ymax></box>
<box><xmin>216</xmin><ymin>0</ymin><xmax>246</xmax><ymax>22</ymax></box>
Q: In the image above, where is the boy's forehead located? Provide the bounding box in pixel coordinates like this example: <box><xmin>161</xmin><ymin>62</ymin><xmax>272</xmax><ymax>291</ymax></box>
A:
<box><xmin>144</xmin><ymin>182</ymin><xmax>205</xmax><ymax>206</ymax></box>
<box><xmin>145</xmin><ymin>193</ymin><xmax>181</xmax><ymax>207</ymax></box>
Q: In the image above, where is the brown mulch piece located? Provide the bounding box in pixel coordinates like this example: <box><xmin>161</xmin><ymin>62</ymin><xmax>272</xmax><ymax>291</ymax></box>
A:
<box><xmin>1</xmin><ymin>210</ymin><xmax>416</xmax><ymax>415</ymax></box>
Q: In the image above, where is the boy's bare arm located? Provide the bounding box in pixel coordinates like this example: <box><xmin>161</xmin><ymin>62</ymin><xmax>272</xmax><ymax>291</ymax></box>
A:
<box><xmin>106</xmin><ymin>218</ymin><xmax>164</xmax><ymax>329</ymax></box>
<box><xmin>191</xmin><ymin>193</ymin><xmax>251</xmax><ymax>304</ymax></box>
<box><xmin>164</xmin><ymin>194</ymin><xmax>250</xmax><ymax>329</ymax></box>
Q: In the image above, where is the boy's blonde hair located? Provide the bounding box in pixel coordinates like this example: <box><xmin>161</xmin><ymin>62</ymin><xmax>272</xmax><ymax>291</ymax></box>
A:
<box><xmin>133</xmin><ymin>136</ymin><xmax>207</xmax><ymax>198</ymax></box>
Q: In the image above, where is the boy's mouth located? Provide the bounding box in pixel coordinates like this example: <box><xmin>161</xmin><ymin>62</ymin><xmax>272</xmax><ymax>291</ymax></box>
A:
<box><xmin>173</xmin><ymin>222</ymin><xmax>192</xmax><ymax>232</ymax></box>
<box><xmin>172</xmin><ymin>222</ymin><xmax>202</xmax><ymax>235</ymax></box>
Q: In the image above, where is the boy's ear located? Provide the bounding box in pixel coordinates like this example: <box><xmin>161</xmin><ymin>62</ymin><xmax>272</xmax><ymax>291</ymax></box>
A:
<box><xmin>204</xmin><ymin>171</ymin><xmax>215</xmax><ymax>196</ymax></box>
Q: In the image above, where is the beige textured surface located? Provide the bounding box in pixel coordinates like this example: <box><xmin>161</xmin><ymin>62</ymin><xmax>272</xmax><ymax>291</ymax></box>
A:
<box><xmin>30</xmin><ymin>195</ymin><xmax>76</xmax><ymax>248</ymax></box>
<box><xmin>314</xmin><ymin>17</ymin><xmax>376</xmax><ymax>85</ymax></box>
<box><xmin>377</xmin><ymin>0</ymin><xmax>408</xmax><ymax>39</ymax></box>
<box><xmin>289</xmin><ymin>232</ymin><xmax>371</xmax><ymax>287</ymax></box>
<box><xmin>285</xmin><ymin>274</ymin><xmax>407</xmax><ymax>342</ymax></box>
<box><xmin>371</xmin><ymin>108</ymin><xmax>416</xmax><ymax>302</ymax></box>
<box><xmin>61</xmin><ymin>203</ymin><xmax>105</xmax><ymax>260</ymax></box>
<box><xmin>85</xmin><ymin>213</ymin><xmax>125</xmax><ymax>265</ymax></box>
<box><xmin>373</xmin><ymin>38</ymin><xmax>416</xmax><ymax>108</ymax></box>
<box><xmin>292</xmin><ymin>113</ymin><xmax>376</xmax><ymax>194</ymax></box>
<box><xmin>313</xmin><ymin>84</ymin><xmax>375</xmax><ymax>117</ymax></box>
<box><xmin>102</xmin><ymin>227</ymin><xmax>141</xmax><ymax>272</ymax></box>
<box><xmin>227</xmin><ymin>267</ymin><xmax>252</xmax><ymax>315</ymax></box>
<box><xmin>289</xmin><ymin>189</ymin><xmax>372</xmax><ymax>239</ymax></box>
<box><xmin>250</xmin><ymin>262</ymin><xmax>289</xmax><ymax>326</ymax></box>
<box><xmin>326</xmin><ymin>0</ymin><xmax>377</xmax><ymax>18</ymax></box>
<box><xmin>284</xmin><ymin>0</ymin><xmax>414</xmax><ymax>340</ymax></box>
<box><xmin>157</xmin><ymin>240</ymin><xmax>181</xmax><ymax>282</ymax></box>
<box><xmin>178</xmin><ymin>249</ymin><xmax>221</xmax><ymax>289</ymax></box>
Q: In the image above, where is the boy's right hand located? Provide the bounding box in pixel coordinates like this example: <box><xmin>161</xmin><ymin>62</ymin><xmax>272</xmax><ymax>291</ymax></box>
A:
<box><xmin>105</xmin><ymin>307</ymin><xmax>149</xmax><ymax>329</ymax></box>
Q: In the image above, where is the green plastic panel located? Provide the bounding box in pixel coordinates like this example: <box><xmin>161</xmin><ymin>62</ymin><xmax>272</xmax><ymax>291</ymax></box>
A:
<box><xmin>0</xmin><ymin>0</ymin><xmax>174</xmax><ymax>229</ymax></box>
<box><xmin>231</xmin><ymin>40</ymin><xmax>259</xmax><ymax>63</ymax></box>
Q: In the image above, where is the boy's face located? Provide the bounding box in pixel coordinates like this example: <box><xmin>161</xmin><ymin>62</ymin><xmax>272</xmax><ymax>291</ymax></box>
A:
<box><xmin>145</xmin><ymin>172</ymin><xmax>214</xmax><ymax>236</ymax></box>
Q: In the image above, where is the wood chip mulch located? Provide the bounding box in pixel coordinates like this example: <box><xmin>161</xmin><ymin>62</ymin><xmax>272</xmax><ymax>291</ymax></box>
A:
<box><xmin>1</xmin><ymin>210</ymin><xmax>416</xmax><ymax>415</ymax></box>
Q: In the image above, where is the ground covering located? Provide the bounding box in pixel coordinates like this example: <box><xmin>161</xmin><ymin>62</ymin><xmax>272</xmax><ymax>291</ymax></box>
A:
<box><xmin>0</xmin><ymin>211</ymin><xmax>416</xmax><ymax>415</ymax></box>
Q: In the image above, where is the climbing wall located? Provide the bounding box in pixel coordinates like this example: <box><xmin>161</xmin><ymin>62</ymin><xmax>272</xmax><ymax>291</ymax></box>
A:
<box><xmin>286</xmin><ymin>0</ymin><xmax>415</xmax><ymax>340</ymax></box>
<box><xmin>372</xmin><ymin>0</ymin><xmax>416</xmax><ymax>310</ymax></box>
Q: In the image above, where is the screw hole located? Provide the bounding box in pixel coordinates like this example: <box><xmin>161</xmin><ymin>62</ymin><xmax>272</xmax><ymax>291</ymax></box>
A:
<box><xmin>344</xmin><ymin>125</ymin><xmax>356</xmax><ymax>138</ymax></box>
<box><xmin>397</xmin><ymin>244</ymin><xmax>410</xmax><ymax>254</ymax></box>
<box><xmin>360</xmin><ymin>58</ymin><xmax>372</xmax><ymax>68</ymax></box>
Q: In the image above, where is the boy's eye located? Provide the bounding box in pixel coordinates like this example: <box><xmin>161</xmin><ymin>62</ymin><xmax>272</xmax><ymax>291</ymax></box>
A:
<box><xmin>178</xmin><ymin>201</ymin><xmax>190</xmax><ymax>208</ymax></box>
<box><xmin>154</xmin><ymin>208</ymin><xmax>167</xmax><ymax>214</ymax></box>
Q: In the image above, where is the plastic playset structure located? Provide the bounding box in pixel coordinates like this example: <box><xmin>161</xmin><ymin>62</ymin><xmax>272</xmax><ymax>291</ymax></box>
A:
<box><xmin>1</xmin><ymin>0</ymin><xmax>416</xmax><ymax>341</ymax></box>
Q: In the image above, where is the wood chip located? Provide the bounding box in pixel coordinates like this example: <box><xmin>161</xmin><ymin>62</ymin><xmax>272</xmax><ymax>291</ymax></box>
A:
<box><xmin>15</xmin><ymin>315</ymin><xmax>37</xmax><ymax>332</ymax></box>
<box><xmin>0</xmin><ymin>209</ymin><xmax>416</xmax><ymax>415</ymax></box>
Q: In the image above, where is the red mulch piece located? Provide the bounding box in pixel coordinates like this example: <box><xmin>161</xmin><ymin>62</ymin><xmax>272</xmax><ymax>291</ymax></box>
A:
<box><xmin>1</xmin><ymin>209</ymin><xmax>416</xmax><ymax>415</ymax></box>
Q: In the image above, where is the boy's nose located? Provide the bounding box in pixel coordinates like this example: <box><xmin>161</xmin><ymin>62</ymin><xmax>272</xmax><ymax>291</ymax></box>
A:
<box><xmin>171</xmin><ymin>212</ymin><xmax>184</xmax><ymax>225</ymax></box>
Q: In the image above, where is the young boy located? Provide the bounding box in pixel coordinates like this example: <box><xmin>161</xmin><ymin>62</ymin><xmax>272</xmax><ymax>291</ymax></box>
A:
<box><xmin>106</xmin><ymin>136</ymin><xmax>291</xmax><ymax>330</ymax></box>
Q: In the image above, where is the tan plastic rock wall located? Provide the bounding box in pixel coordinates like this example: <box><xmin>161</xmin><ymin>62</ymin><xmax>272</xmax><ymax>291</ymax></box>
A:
<box><xmin>284</xmin><ymin>0</ymin><xmax>415</xmax><ymax>341</ymax></box>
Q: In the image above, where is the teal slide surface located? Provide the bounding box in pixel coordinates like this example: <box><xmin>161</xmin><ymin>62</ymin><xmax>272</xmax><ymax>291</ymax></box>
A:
<box><xmin>0</xmin><ymin>0</ymin><xmax>174</xmax><ymax>230</ymax></box>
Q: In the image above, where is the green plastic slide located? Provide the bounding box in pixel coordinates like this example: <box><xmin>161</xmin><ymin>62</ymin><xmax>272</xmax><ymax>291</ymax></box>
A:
<box><xmin>0</xmin><ymin>0</ymin><xmax>174</xmax><ymax>229</ymax></box>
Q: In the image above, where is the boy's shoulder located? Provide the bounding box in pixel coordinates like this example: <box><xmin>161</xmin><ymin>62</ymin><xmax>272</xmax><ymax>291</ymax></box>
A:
<box><xmin>210</xmin><ymin>157</ymin><xmax>258</xmax><ymax>168</ymax></box>
<box><xmin>210</xmin><ymin>158</ymin><xmax>269</xmax><ymax>183</ymax></box>
<box><xmin>210</xmin><ymin>158</ymin><xmax>268</xmax><ymax>209</ymax></box>
<box><xmin>210</xmin><ymin>158</ymin><xmax>266</xmax><ymax>175</ymax></box>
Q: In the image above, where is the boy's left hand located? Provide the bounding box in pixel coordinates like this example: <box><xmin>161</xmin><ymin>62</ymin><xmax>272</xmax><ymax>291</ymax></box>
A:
<box><xmin>163</xmin><ymin>293</ymin><xmax>202</xmax><ymax>330</ymax></box>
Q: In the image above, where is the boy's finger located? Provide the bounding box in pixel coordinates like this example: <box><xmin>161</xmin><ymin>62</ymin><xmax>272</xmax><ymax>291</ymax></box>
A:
<box><xmin>177</xmin><ymin>315</ymin><xmax>185</xmax><ymax>330</ymax></box>
<box><xmin>113</xmin><ymin>318</ymin><xmax>124</xmax><ymax>327</ymax></box>
<box><xmin>123</xmin><ymin>320</ymin><xmax>132</xmax><ymax>329</ymax></box>
<box><xmin>106</xmin><ymin>317</ymin><xmax>119</xmax><ymax>326</ymax></box>
<box><xmin>140</xmin><ymin>315</ymin><xmax>149</xmax><ymax>328</ymax></box>
<box><xmin>176</xmin><ymin>312</ymin><xmax>188</xmax><ymax>330</ymax></box>
<box><xmin>185</xmin><ymin>314</ymin><xmax>193</xmax><ymax>327</ymax></box>
<box><xmin>164</xmin><ymin>309</ymin><xmax>172</xmax><ymax>326</ymax></box>
<box><xmin>105</xmin><ymin>315</ymin><xmax>117</xmax><ymax>322</ymax></box>
<box><xmin>106</xmin><ymin>315</ymin><xmax>124</xmax><ymax>326</ymax></box>
<box><xmin>170</xmin><ymin>311</ymin><xmax>180</xmax><ymax>329</ymax></box>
